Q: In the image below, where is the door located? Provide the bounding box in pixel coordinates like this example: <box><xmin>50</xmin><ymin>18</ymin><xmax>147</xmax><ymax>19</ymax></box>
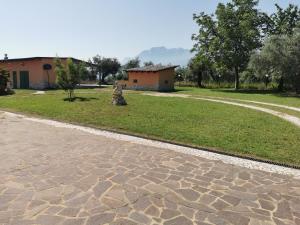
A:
<box><xmin>20</xmin><ymin>71</ymin><xmax>29</xmax><ymax>89</ymax></box>
<box><xmin>12</xmin><ymin>71</ymin><xmax>17</xmax><ymax>89</ymax></box>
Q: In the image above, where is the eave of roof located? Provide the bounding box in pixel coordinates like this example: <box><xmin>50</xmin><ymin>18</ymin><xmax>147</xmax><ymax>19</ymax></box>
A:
<box><xmin>125</xmin><ymin>65</ymin><xmax>179</xmax><ymax>73</ymax></box>
<box><xmin>0</xmin><ymin>57</ymin><xmax>94</xmax><ymax>66</ymax></box>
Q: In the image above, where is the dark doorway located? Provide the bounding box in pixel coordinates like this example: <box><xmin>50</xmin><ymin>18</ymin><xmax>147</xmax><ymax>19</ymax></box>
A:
<box><xmin>20</xmin><ymin>71</ymin><xmax>29</xmax><ymax>89</ymax></box>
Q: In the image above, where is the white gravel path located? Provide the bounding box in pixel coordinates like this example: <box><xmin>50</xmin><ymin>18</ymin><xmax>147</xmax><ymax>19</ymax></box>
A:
<box><xmin>2</xmin><ymin>111</ymin><xmax>300</xmax><ymax>179</ymax></box>
<box><xmin>32</xmin><ymin>91</ymin><xmax>45</xmax><ymax>95</ymax></box>
<box><xmin>199</xmin><ymin>95</ymin><xmax>300</xmax><ymax>113</ymax></box>
<box><xmin>144</xmin><ymin>93</ymin><xmax>300</xmax><ymax>128</ymax></box>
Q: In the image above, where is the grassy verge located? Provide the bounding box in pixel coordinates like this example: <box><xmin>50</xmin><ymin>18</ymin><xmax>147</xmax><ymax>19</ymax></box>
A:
<box><xmin>1</xmin><ymin>88</ymin><xmax>300</xmax><ymax>166</ymax></box>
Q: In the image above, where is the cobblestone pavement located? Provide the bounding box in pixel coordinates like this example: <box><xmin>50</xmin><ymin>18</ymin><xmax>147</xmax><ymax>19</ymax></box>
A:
<box><xmin>0</xmin><ymin>113</ymin><xmax>300</xmax><ymax>225</ymax></box>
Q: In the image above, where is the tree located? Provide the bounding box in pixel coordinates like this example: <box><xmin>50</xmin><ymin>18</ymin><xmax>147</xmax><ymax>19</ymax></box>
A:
<box><xmin>91</xmin><ymin>55</ymin><xmax>121</xmax><ymax>84</ymax></box>
<box><xmin>248</xmin><ymin>29</ymin><xmax>300</xmax><ymax>92</ymax></box>
<box><xmin>175</xmin><ymin>67</ymin><xmax>188</xmax><ymax>82</ymax></box>
<box><xmin>188</xmin><ymin>55</ymin><xmax>212</xmax><ymax>87</ymax></box>
<box><xmin>0</xmin><ymin>68</ymin><xmax>10</xmax><ymax>95</ymax></box>
<box><xmin>144</xmin><ymin>61</ymin><xmax>154</xmax><ymax>66</ymax></box>
<box><xmin>55</xmin><ymin>58</ymin><xmax>87</xmax><ymax>101</ymax></box>
<box><xmin>123</xmin><ymin>58</ymin><xmax>140</xmax><ymax>69</ymax></box>
<box><xmin>192</xmin><ymin>0</ymin><xmax>263</xmax><ymax>89</ymax></box>
<box><xmin>266</xmin><ymin>4</ymin><xmax>300</xmax><ymax>36</ymax></box>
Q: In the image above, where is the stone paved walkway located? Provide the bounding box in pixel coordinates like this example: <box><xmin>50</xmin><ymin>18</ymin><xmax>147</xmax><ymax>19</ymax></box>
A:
<box><xmin>0</xmin><ymin>113</ymin><xmax>300</xmax><ymax>225</ymax></box>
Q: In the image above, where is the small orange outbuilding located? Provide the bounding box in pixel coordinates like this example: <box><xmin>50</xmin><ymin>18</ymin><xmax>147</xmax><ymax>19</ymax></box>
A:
<box><xmin>0</xmin><ymin>57</ymin><xmax>85</xmax><ymax>89</ymax></box>
<box><xmin>121</xmin><ymin>65</ymin><xmax>178</xmax><ymax>91</ymax></box>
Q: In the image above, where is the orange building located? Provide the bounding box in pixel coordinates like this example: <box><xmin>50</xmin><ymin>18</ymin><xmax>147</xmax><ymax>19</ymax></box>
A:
<box><xmin>121</xmin><ymin>65</ymin><xmax>178</xmax><ymax>91</ymax></box>
<box><xmin>0</xmin><ymin>57</ymin><xmax>85</xmax><ymax>89</ymax></box>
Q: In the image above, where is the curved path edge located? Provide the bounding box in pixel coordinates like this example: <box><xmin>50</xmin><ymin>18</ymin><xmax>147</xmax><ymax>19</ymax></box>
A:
<box><xmin>2</xmin><ymin>111</ymin><xmax>300</xmax><ymax>179</ymax></box>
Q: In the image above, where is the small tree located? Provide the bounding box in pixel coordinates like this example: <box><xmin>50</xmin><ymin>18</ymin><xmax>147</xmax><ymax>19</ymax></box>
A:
<box><xmin>55</xmin><ymin>58</ymin><xmax>86</xmax><ymax>101</ymax></box>
<box><xmin>0</xmin><ymin>68</ymin><xmax>10</xmax><ymax>95</ymax></box>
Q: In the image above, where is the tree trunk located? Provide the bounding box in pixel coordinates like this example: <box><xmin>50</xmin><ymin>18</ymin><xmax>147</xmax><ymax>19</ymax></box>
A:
<box><xmin>101</xmin><ymin>74</ymin><xmax>105</xmax><ymax>84</ymax></box>
<box><xmin>234</xmin><ymin>67</ymin><xmax>239</xmax><ymax>90</ymax></box>
<box><xmin>278</xmin><ymin>77</ymin><xmax>284</xmax><ymax>92</ymax></box>
<box><xmin>295</xmin><ymin>76</ymin><xmax>300</xmax><ymax>94</ymax></box>
<box><xmin>197</xmin><ymin>71</ymin><xmax>203</xmax><ymax>88</ymax></box>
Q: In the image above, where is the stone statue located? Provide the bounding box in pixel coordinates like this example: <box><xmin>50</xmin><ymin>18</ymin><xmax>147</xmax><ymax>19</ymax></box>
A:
<box><xmin>112</xmin><ymin>83</ymin><xmax>127</xmax><ymax>106</ymax></box>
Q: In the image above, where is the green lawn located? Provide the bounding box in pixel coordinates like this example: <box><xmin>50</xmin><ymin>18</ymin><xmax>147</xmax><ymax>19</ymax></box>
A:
<box><xmin>176</xmin><ymin>87</ymin><xmax>300</xmax><ymax>108</ymax></box>
<box><xmin>1</xmin><ymin>88</ymin><xmax>300</xmax><ymax>166</ymax></box>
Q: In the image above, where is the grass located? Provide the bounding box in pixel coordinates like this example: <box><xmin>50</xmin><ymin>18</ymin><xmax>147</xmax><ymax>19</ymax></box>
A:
<box><xmin>0</xmin><ymin>88</ymin><xmax>300</xmax><ymax>166</ymax></box>
<box><xmin>176</xmin><ymin>87</ymin><xmax>300</xmax><ymax>108</ymax></box>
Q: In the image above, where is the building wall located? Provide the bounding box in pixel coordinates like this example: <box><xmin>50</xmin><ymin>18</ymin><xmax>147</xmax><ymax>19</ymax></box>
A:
<box><xmin>120</xmin><ymin>69</ymin><xmax>175</xmax><ymax>91</ymax></box>
<box><xmin>0</xmin><ymin>58</ymin><xmax>64</xmax><ymax>89</ymax></box>
<box><xmin>125</xmin><ymin>71</ymin><xmax>160</xmax><ymax>91</ymax></box>
<box><xmin>158</xmin><ymin>69</ymin><xmax>175</xmax><ymax>91</ymax></box>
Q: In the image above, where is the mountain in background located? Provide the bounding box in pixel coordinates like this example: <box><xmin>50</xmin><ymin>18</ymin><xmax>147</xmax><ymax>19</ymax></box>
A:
<box><xmin>123</xmin><ymin>47</ymin><xmax>194</xmax><ymax>67</ymax></box>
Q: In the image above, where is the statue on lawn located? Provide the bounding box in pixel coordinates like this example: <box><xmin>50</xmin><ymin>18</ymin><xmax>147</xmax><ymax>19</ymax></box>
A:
<box><xmin>112</xmin><ymin>82</ymin><xmax>127</xmax><ymax>106</ymax></box>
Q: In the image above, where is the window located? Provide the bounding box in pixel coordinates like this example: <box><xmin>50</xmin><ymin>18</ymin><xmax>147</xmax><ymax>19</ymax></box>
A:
<box><xmin>133</xmin><ymin>79</ymin><xmax>138</xmax><ymax>83</ymax></box>
<box><xmin>165</xmin><ymin>80</ymin><xmax>169</xmax><ymax>84</ymax></box>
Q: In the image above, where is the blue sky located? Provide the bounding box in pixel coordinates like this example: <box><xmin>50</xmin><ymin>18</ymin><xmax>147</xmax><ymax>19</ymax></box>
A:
<box><xmin>1</xmin><ymin>0</ymin><xmax>299</xmax><ymax>61</ymax></box>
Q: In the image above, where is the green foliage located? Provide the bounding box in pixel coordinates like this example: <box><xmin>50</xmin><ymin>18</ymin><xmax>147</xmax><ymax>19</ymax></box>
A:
<box><xmin>248</xmin><ymin>29</ymin><xmax>300</xmax><ymax>92</ymax></box>
<box><xmin>189</xmin><ymin>53</ymin><xmax>220</xmax><ymax>88</ymax></box>
<box><xmin>175</xmin><ymin>66</ymin><xmax>190</xmax><ymax>82</ymax></box>
<box><xmin>0</xmin><ymin>68</ymin><xmax>10</xmax><ymax>95</ymax></box>
<box><xmin>91</xmin><ymin>55</ymin><xmax>121</xmax><ymax>84</ymax></box>
<box><xmin>143</xmin><ymin>61</ymin><xmax>154</xmax><ymax>66</ymax></box>
<box><xmin>266</xmin><ymin>4</ymin><xmax>300</xmax><ymax>35</ymax></box>
<box><xmin>123</xmin><ymin>58</ymin><xmax>140</xmax><ymax>69</ymax></box>
<box><xmin>192</xmin><ymin>0</ymin><xmax>263</xmax><ymax>90</ymax></box>
<box><xmin>55</xmin><ymin>58</ymin><xmax>86</xmax><ymax>101</ymax></box>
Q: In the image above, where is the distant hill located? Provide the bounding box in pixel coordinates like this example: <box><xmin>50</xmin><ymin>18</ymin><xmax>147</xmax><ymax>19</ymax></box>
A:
<box><xmin>123</xmin><ymin>47</ymin><xmax>194</xmax><ymax>67</ymax></box>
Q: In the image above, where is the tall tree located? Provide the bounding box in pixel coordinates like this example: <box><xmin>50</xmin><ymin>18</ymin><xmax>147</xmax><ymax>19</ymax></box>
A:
<box><xmin>192</xmin><ymin>0</ymin><xmax>263</xmax><ymax>89</ymax></box>
<box><xmin>91</xmin><ymin>55</ymin><xmax>121</xmax><ymax>84</ymax></box>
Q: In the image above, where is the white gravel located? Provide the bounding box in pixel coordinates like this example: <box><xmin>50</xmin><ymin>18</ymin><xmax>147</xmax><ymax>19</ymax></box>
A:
<box><xmin>33</xmin><ymin>91</ymin><xmax>45</xmax><ymax>95</ymax></box>
<box><xmin>3</xmin><ymin>111</ymin><xmax>300</xmax><ymax>179</ymax></box>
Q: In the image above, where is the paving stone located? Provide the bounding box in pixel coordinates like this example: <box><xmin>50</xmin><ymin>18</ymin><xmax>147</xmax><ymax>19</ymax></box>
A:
<box><xmin>175</xmin><ymin>189</ymin><xmax>200</xmax><ymax>201</ymax></box>
<box><xmin>93</xmin><ymin>181</ymin><xmax>112</xmax><ymax>198</ymax></box>
<box><xmin>62</xmin><ymin>218</ymin><xmax>86</xmax><ymax>225</ymax></box>
<box><xmin>35</xmin><ymin>215</ymin><xmax>64</xmax><ymax>225</ymax></box>
<box><xmin>221</xmin><ymin>195</ymin><xmax>241</xmax><ymax>206</ymax></box>
<box><xmin>130</xmin><ymin>211</ymin><xmax>151</xmax><ymax>224</ymax></box>
<box><xmin>86</xmin><ymin>213</ymin><xmax>115</xmax><ymax>225</ymax></box>
<box><xmin>274</xmin><ymin>200</ymin><xmax>294</xmax><ymax>220</ymax></box>
<box><xmin>160</xmin><ymin>209</ymin><xmax>181</xmax><ymax>220</ymax></box>
<box><xmin>1</xmin><ymin>114</ymin><xmax>300</xmax><ymax>225</ymax></box>
<box><xmin>111</xmin><ymin>218</ymin><xmax>138</xmax><ymax>225</ymax></box>
<box><xmin>145</xmin><ymin>206</ymin><xmax>160</xmax><ymax>217</ymax></box>
<box><xmin>58</xmin><ymin>207</ymin><xmax>80</xmax><ymax>217</ymax></box>
<box><xmin>164</xmin><ymin>216</ymin><xmax>193</xmax><ymax>225</ymax></box>
<box><xmin>212</xmin><ymin>199</ymin><xmax>231</xmax><ymax>210</ymax></box>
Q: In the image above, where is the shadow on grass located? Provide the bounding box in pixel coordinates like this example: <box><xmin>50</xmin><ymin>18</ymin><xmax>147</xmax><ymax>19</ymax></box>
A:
<box><xmin>63</xmin><ymin>97</ymin><xmax>99</xmax><ymax>102</ymax></box>
<box><xmin>158</xmin><ymin>88</ymin><xmax>187</xmax><ymax>93</ymax></box>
